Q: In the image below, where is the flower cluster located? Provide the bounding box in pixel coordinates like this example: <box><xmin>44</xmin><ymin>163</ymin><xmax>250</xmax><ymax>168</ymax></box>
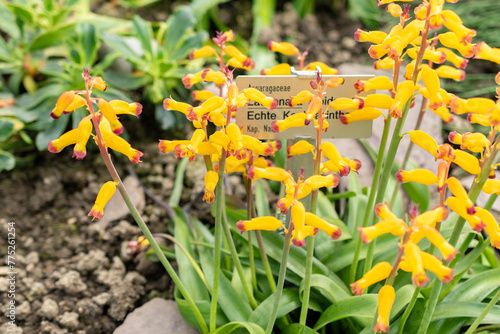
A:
<box><xmin>48</xmin><ymin>70</ymin><xmax>143</xmax><ymax>220</ymax></box>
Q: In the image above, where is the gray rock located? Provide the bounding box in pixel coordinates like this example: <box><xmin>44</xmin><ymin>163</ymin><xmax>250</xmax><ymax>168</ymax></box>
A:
<box><xmin>39</xmin><ymin>298</ymin><xmax>59</xmax><ymax>320</ymax></box>
<box><xmin>28</xmin><ymin>282</ymin><xmax>47</xmax><ymax>299</ymax></box>
<box><xmin>74</xmin><ymin>298</ymin><xmax>102</xmax><ymax>323</ymax></box>
<box><xmin>0</xmin><ymin>323</ymin><xmax>23</xmax><ymax>334</ymax></box>
<box><xmin>96</xmin><ymin>256</ymin><xmax>126</xmax><ymax>286</ymax></box>
<box><xmin>16</xmin><ymin>301</ymin><xmax>31</xmax><ymax>321</ymax></box>
<box><xmin>114</xmin><ymin>298</ymin><xmax>199</xmax><ymax>334</ymax></box>
<box><xmin>76</xmin><ymin>249</ymin><xmax>109</xmax><ymax>273</ymax></box>
<box><xmin>40</xmin><ymin>321</ymin><xmax>66</xmax><ymax>334</ymax></box>
<box><xmin>107</xmin><ymin>272</ymin><xmax>146</xmax><ymax>321</ymax></box>
<box><xmin>92</xmin><ymin>292</ymin><xmax>110</xmax><ymax>307</ymax></box>
<box><xmin>55</xmin><ymin>271</ymin><xmax>87</xmax><ymax>295</ymax></box>
<box><xmin>58</xmin><ymin>312</ymin><xmax>79</xmax><ymax>329</ymax></box>
<box><xmin>25</xmin><ymin>251</ymin><xmax>39</xmax><ymax>264</ymax></box>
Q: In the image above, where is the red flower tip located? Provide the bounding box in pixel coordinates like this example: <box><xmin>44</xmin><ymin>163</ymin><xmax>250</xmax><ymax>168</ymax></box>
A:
<box><xmin>412</xmin><ymin>273</ymin><xmax>430</xmax><ymax>287</ymax></box>
<box><xmin>276</xmin><ymin>199</ymin><xmax>289</xmax><ymax>214</ymax></box>
<box><xmin>304</xmin><ymin>118</ymin><xmax>311</xmax><ymax>125</ymax></box>
<box><xmin>466</xmin><ymin>206</ymin><xmax>476</xmax><ymax>215</ymax></box>
<box><xmin>182</xmin><ymin>75</ymin><xmax>193</xmax><ymax>89</ymax></box>
<box><xmin>247</xmin><ymin>165</ymin><xmax>255</xmax><ymax>180</ymax></box>
<box><xmin>236</xmin><ymin>221</ymin><xmax>246</xmax><ymax>233</ymax></box>
<box><xmin>473</xmin><ymin>221</ymin><xmax>486</xmax><ymax>232</ymax></box>
<box><xmin>354</xmin><ymin>29</ymin><xmax>361</xmax><ymax>42</ymax></box>
<box><xmin>88</xmin><ymin>209</ymin><xmax>103</xmax><ymax>220</ymax></box>
<box><xmin>135</xmin><ymin>103</ymin><xmax>143</xmax><ymax>116</ymax></box>
<box><xmin>267</xmin><ymin>41</ymin><xmax>273</xmax><ymax>51</ymax></box>
<box><xmin>358</xmin><ymin>227</ymin><xmax>369</xmax><ymax>244</ymax></box>
<box><xmin>444</xmin><ymin>250</ymin><xmax>459</xmax><ymax>263</ymax></box>
<box><xmin>49</xmin><ymin>111</ymin><xmax>60</xmax><ymax>119</ymax></box>
<box><xmin>339</xmin><ymin>165</ymin><xmax>350</xmax><ymax>177</ymax></box>
<box><xmin>339</xmin><ymin>114</ymin><xmax>348</xmax><ymax>125</ymax></box>
<box><xmin>287</xmin><ymin>99</ymin><xmax>293</xmax><ymax>107</ymax></box>
<box><xmin>47</xmin><ymin>141</ymin><xmax>60</xmax><ymax>153</ymax></box>
<box><xmin>271</xmin><ymin>120</ymin><xmax>280</xmax><ymax>133</ymax></box>
<box><xmin>270</xmin><ymin>98</ymin><xmax>278</xmax><ymax>110</ymax></box>
<box><xmin>113</xmin><ymin>127</ymin><xmax>124</xmax><ymax>135</ymax></box>
<box><xmin>72</xmin><ymin>150</ymin><xmax>86</xmax><ymax>160</ymax></box>
<box><xmin>395</xmin><ymin>169</ymin><xmax>404</xmax><ymax>183</ymax></box>
<box><xmin>356</xmin><ymin>98</ymin><xmax>364</xmax><ymax>109</ymax></box>
<box><xmin>350</xmin><ymin>282</ymin><xmax>363</xmax><ymax>296</ymax></box>
<box><xmin>189</xmin><ymin>50</ymin><xmax>195</xmax><ymax>60</ymax></box>
<box><xmin>275</xmin><ymin>140</ymin><xmax>282</xmax><ymax>151</ymax></box>
<box><xmin>442</xmin><ymin>270</ymin><xmax>454</xmax><ymax>284</ymax></box>
<box><xmin>292</xmin><ymin>239</ymin><xmax>306</xmax><ymax>247</ymax></box>
<box><xmin>460</xmin><ymin>58</ymin><xmax>469</xmax><ymax>69</ymax></box>
<box><xmin>131</xmin><ymin>150</ymin><xmax>143</xmax><ymax>164</ymax></box>
<box><xmin>331</xmin><ymin>228</ymin><xmax>342</xmax><ymax>240</ymax></box>
<box><xmin>260</xmin><ymin>69</ymin><xmax>266</xmax><ymax>75</ymax></box>
<box><xmin>354</xmin><ymin>80</ymin><xmax>363</xmax><ymax>93</ymax></box>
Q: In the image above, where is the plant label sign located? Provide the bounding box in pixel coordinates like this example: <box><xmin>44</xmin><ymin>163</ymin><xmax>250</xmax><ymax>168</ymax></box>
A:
<box><xmin>236</xmin><ymin>75</ymin><xmax>374</xmax><ymax>140</ymax></box>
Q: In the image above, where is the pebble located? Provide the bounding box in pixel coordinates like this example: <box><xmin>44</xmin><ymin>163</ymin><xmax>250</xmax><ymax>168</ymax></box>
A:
<box><xmin>58</xmin><ymin>312</ymin><xmax>79</xmax><ymax>329</ymax></box>
<box><xmin>76</xmin><ymin>250</ymin><xmax>109</xmax><ymax>273</ymax></box>
<box><xmin>55</xmin><ymin>271</ymin><xmax>87</xmax><ymax>295</ymax></box>
<box><xmin>39</xmin><ymin>298</ymin><xmax>59</xmax><ymax>320</ymax></box>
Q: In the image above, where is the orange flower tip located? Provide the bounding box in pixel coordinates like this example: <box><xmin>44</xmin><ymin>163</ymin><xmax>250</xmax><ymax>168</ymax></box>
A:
<box><xmin>72</xmin><ymin>149</ymin><xmax>86</xmax><ymax>160</ymax></box>
<box><xmin>330</xmin><ymin>228</ymin><xmax>342</xmax><ymax>240</ymax></box>
<box><xmin>271</xmin><ymin>120</ymin><xmax>280</xmax><ymax>133</ymax></box>
<box><xmin>353</xmin><ymin>29</ymin><xmax>362</xmax><ymax>42</ymax></box>
<box><xmin>358</xmin><ymin>227</ymin><xmax>370</xmax><ymax>244</ymax></box>
<box><xmin>260</xmin><ymin>69</ymin><xmax>267</xmax><ymax>75</ymax></box>
<box><xmin>467</xmin><ymin>206</ymin><xmax>476</xmax><ymax>216</ymax></box>
<box><xmin>47</xmin><ymin>141</ymin><xmax>60</xmax><ymax>153</ymax></box>
<box><xmin>395</xmin><ymin>169</ymin><xmax>404</xmax><ymax>183</ymax></box>
<box><xmin>373</xmin><ymin>323</ymin><xmax>389</xmax><ymax>333</ymax></box>
<box><xmin>276</xmin><ymin>199</ymin><xmax>289</xmax><ymax>214</ymax></box>
<box><xmin>88</xmin><ymin>208</ymin><xmax>103</xmax><ymax>220</ymax></box>
<box><xmin>473</xmin><ymin>221</ymin><xmax>487</xmax><ymax>232</ymax></box>
<box><xmin>267</xmin><ymin>41</ymin><xmax>273</xmax><ymax>51</ymax></box>
<box><xmin>131</xmin><ymin>150</ymin><xmax>143</xmax><ymax>164</ymax></box>
<box><xmin>182</xmin><ymin>75</ymin><xmax>193</xmax><ymax>89</ymax></box>
<box><xmin>339</xmin><ymin>165</ymin><xmax>351</xmax><ymax>177</ymax></box>
<box><xmin>134</xmin><ymin>103</ymin><xmax>143</xmax><ymax>116</ymax></box>
<box><xmin>442</xmin><ymin>271</ymin><xmax>454</xmax><ymax>284</ymax></box>
<box><xmin>270</xmin><ymin>98</ymin><xmax>278</xmax><ymax>110</ymax></box>
<box><xmin>203</xmin><ymin>190</ymin><xmax>215</xmax><ymax>203</ymax></box>
<box><xmin>292</xmin><ymin>239</ymin><xmax>306</xmax><ymax>247</ymax></box>
<box><xmin>350</xmin><ymin>282</ymin><xmax>363</xmax><ymax>296</ymax></box>
<box><xmin>304</xmin><ymin>118</ymin><xmax>311</xmax><ymax>126</ymax></box>
<box><xmin>412</xmin><ymin>273</ymin><xmax>430</xmax><ymax>287</ymax></box>
<box><xmin>444</xmin><ymin>250</ymin><xmax>459</xmax><ymax>263</ymax></box>
<box><xmin>448</xmin><ymin>131</ymin><xmax>459</xmax><ymax>143</ymax></box>
<box><xmin>354</xmin><ymin>80</ymin><xmax>364</xmax><ymax>93</ymax></box>
<box><xmin>236</xmin><ymin>221</ymin><xmax>246</xmax><ymax>233</ymax></box>
<box><xmin>247</xmin><ymin>166</ymin><xmax>256</xmax><ymax>180</ymax></box>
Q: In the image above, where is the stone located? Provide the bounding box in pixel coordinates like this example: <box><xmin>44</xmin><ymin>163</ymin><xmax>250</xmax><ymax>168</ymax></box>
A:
<box><xmin>92</xmin><ymin>292</ymin><xmax>110</xmax><ymax>307</ymax></box>
<box><xmin>16</xmin><ymin>301</ymin><xmax>31</xmax><ymax>321</ymax></box>
<box><xmin>113</xmin><ymin>298</ymin><xmax>199</xmax><ymax>334</ymax></box>
<box><xmin>58</xmin><ymin>312</ymin><xmax>79</xmax><ymax>329</ymax></box>
<box><xmin>55</xmin><ymin>271</ymin><xmax>87</xmax><ymax>295</ymax></box>
<box><xmin>0</xmin><ymin>323</ymin><xmax>23</xmax><ymax>334</ymax></box>
<box><xmin>76</xmin><ymin>250</ymin><xmax>109</xmax><ymax>273</ymax></box>
<box><xmin>39</xmin><ymin>298</ymin><xmax>59</xmax><ymax>320</ymax></box>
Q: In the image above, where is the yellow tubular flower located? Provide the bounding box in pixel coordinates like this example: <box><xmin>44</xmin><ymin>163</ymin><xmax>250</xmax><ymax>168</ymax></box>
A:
<box><xmin>174</xmin><ymin>129</ymin><xmax>206</xmax><ymax>162</ymax></box>
<box><xmin>431</xmin><ymin>106</ymin><xmax>454</xmax><ymax>123</ymax></box>
<box><xmin>163</xmin><ymin>97</ymin><xmax>192</xmax><ymax>116</ymax></box>
<box><xmin>50</xmin><ymin>91</ymin><xmax>75</xmax><ymax>119</ymax></box>
<box><xmin>48</xmin><ymin>128</ymin><xmax>78</xmax><ymax>153</ymax></box>
<box><xmin>354</xmin><ymin>29</ymin><xmax>387</xmax><ymax>44</ymax></box>
<box><xmin>227</xmin><ymin>83</ymin><xmax>239</xmax><ymax>112</ymax></box>
<box><xmin>448</xmin><ymin>131</ymin><xmax>462</xmax><ymax>146</ymax></box>
<box><xmin>373</xmin><ymin>285</ymin><xmax>396</xmax><ymax>333</ymax></box>
<box><xmin>428</xmin><ymin>0</ymin><xmax>445</xmax><ymax>29</ymax></box>
<box><xmin>422</xmin><ymin>67</ymin><xmax>444</xmax><ymax>110</ymax></box>
<box><xmin>292</xmin><ymin>225</ymin><xmax>316</xmax><ymax>247</ymax></box>
<box><xmin>358</xmin><ymin>218</ymin><xmax>407</xmax><ymax>243</ymax></box>
<box><xmin>405</xmin><ymin>242</ymin><xmax>430</xmax><ymax>287</ymax></box>
<box><xmin>109</xmin><ymin>100</ymin><xmax>142</xmax><ymax>117</ymax></box>
<box><xmin>271</xmin><ymin>112</ymin><xmax>307</xmax><ymax>132</ymax></box>
<box><xmin>203</xmin><ymin>171</ymin><xmax>219</xmax><ymax>203</ymax></box>
<box><xmin>98</xmin><ymin>99</ymin><xmax>123</xmax><ymax>135</ymax></box>
<box><xmin>446</xmin><ymin>196</ymin><xmax>486</xmax><ymax>231</ymax></box>
<box><xmin>475</xmin><ymin>207</ymin><xmax>500</xmax><ymax>249</ymax></box>
<box><xmin>248</xmin><ymin>166</ymin><xmax>292</xmax><ymax>182</ymax></box>
<box><xmin>182</xmin><ymin>71</ymin><xmax>204</xmax><ymax>89</ymax></box>
<box><xmin>482</xmin><ymin>179</ymin><xmax>500</xmax><ymax>195</ymax></box>
<box><xmin>474</xmin><ymin>42</ymin><xmax>500</xmax><ymax>64</ymax></box>
<box><xmin>420</xmin><ymin>251</ymin><xmax>454</xmax><ymax>283</ymax></box>
<box><xmin>449</xmin><ymin>149</ymin><xmax>481</xmax><ymax>175</ymax></box>
<box><xmin>390</xmin><ymin>80</ymin><xmax>415</xmax><ymax>118</ymax></box>
<box><xmin>322</xmin><ymin>158</ymin><xmax>362</xmax><ymax>174</ymax></box>
<box><xmin>73</xmin><ymin>117</ymin><xmax>93</xmax><ymax>160</ymax></box>
<box><xmin>414</xmin><ymin>206</ymin><xmax>449</xmax><ymax>227</ymax></box>
<box><xmin>305</xmin><ymin>212</ymin><xmax>342</xmax><ymax>239</ymax></box>
<box><xmin>192</xmin><ymin>90</ymin><xmax>215</xmax><ymax>102</ymax></box>
<box><xmin>89</xmin><ymin>76</ymin><xmax>107</xmax><ymax>91</ymax></box>
<box><xmin>354</xmin><ymin>76</ymin><xmax>394</xmax><ymax>93</ymax></box>
<box><xmin>236</xmin><ymin>216</ymin><xmax>285</xmax><ymax>233</ymax></box>
<box><xmin>421</xmin><ymin>225</ymin><xmax>458</xmax><ymax>262</ymax></box>
<box><xmin>222</xmin><ymin>30</ymin><xmax>235</xmax><ymax>42</ymax></box>
<box><xmin>321</xmin><ymin>141</ymin><xmax>351</xmax><ymax>176</ymax></box>
<box><xmin>304</xmin><ymin>174</ymin><xmax>339</xmax><ymax>190</ymax></box>
<box><xmin>64</xmin><ymin>95</ymin><xmax>86</xmax><ymax>114</ymax></box>
<box><xmin>387</xmin><ymin>3</ymin><xmax>402</xmax><ymax>17</ymax></box>
<box><xmin>88</xmin><ymin>181</ymin><xmax>117</xmax><ymax>220</ymax></box>
<box><xmin>360</xmin><ymin>94</ymin><xmax>395</xmax><ymax>110</ymax></box>
<box><xmin>350</xmin><ymin>261</ymin><xmax>393</xmax><ymax>295</ymax></box>
<box><xmin>201</xmin><ymin>68</ymin><xmax>227</xmax><ymax>85</ymax></box>
<box><xmin>388</xmin><ymin>20</ymin><xmax>424</xmax><ymax>58</ymax></box>
<box><xmin>158</xmin><ymin>140</ymin><xmax>190</xmax><ymax>153</ymax></box>
<box><xmin>441</xmin><ymin>10</ymin><xmax>476</xmax><ymax>44</ymax></box>
<box><xmin>227</xmin><ymin>58</ymin><xmax>254</xmax><ymax>71</ymax></box>
<box><xmin>407</xmin><ymin>47</ymin><xmax>446</xmax><ymax>64</ymax></box>
<box><xmin>409</xmin><ymin>130</ymin><xmax>439</xmax><ymax>157</ymax></box>
<box><xmin>304</xmin><ymin>62</ymin><xmax>339</xmax><ymax>75</ymax></box>
<box><xmin>260</xmin><ymin>63</ymin><xmax>292</xmax><ymax>75</ymax></box>
<box><xmin>435</xmin><ymin>65</ymin><xmax>465</xmax><ymax>82</ymax></box>
<box><xmin>291</xmin><ymin>201</ymin><xmax>307</xmax><ymax>246</ymax></box>
<box><xmin>374</xmin><ymin>57</ymin><xmax>395</xmax><ymax>70</ymax></box>
<box><xmin>340</xmin><ymin>107</ymin><xmax>383</xmax><ymax>125</ymax></box>
<box><xmin>277</xmin><ymin>195</ymin><xmax>294</xmax><ymax>214</ymax></box>
<box><xmin>267</xmin><ymin>41</ymin><xmax>299</xmax><ymax>56</ymax></box>
<box><xmin>225</xmin><ymin>45</ymin><xmax>254</xmax><ymax>69</ymax></box>
<box><xmin>437</xmin><ymin>161</ymin><xmax>449</xmax><ymax>192</ymax></box>
<box><xmin>305</xmin><ymin>97</ymin><xmax>322</xmax><ymax>125</ymax></box>
<box><xmin>329</xmin><ymin>98</ymin><xmax>361</xmax><ymax>110</ymax></box>
<box><xmin>289</xmin><ymin>90</ymin><xmax>315</xmax><ymax>106</ymax></box>
<box><xmin>468</xmin><ymin>113</ymin><xmax>490</xmax><ymax>127</ymax></box>
<box><xmin>375</xmin><ymin>202</ymin><xmax>399</xmax><ymax>220</ymax></box>
<box><xmin>395</xmin><ymin>169</ymin><xmax>438</xmax><ymax>185</ymax></box>
<box><xmin>287</xmin><ymin>140</ymin><xmax>315</xmax><ymax>158</ymax></box>
<box><xmin>461</xmin><ymin>132</ymin><xmax>490</xmax><ymax>152</ymax></box>
<box><xmin>438</xmin><ymin>32</ymin><xmax>475</xmax><ymax>58</ymax></box>
<box><xmin>209</xmin><ymin>131</ymin><xmax>230</xmax><ymax>149</ymax></box>
<box><xmin>437</xmin><ymin>47</ymin><xmax>468</xmax><ymax>69</ymax></box>
<box><xmin>242</xmin><ymin>88</ymin><xmax>278</xmax><ymax>109</ymax></box>
<box><xmin>189</xmin><ymin>45</ymin><xmax>217</xmax><ymax>60</ymax></box>
<box><xmin>226</xmin><ymin>123</ymin><xmax>246</xmax><ymax>159</ymax></box>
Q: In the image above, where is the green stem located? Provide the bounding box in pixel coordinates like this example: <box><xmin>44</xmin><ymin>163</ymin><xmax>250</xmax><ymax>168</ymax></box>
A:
<box><xmin>210</xmin><ymin>152</ymin><xmax>227</xmax><ymax>332</ymax></box>
<box><xmin>266</xmin><ymin>224</ymin><xmax>294</xmax><ymax>334</ymax></box>
<box><xmin>464</xmin><ymin>288</ymin><xmax>500</xmax><ymax>334</ymax></box>
<box><xmin>255</xmin><ymin>230</ymin><xmax>277</xmax><ymax>292</ymax></box>
<box><xmin>350</xmin><ymin>116</ymin><xmax>392</xmax><ymax>283</ymax></box>
<box><xmin>222</xmin><ymin>210</ymin><xmax>258</xmax><ymax>308</ymax></box>
<box><xmin>246</xmin><ymin>177</ymin><xmax>258</xmax><ymax>291</ymax></box>
<box><xmin>300</xmin><ymin>235</ymin><xmax>315</xmax><ymax>325</ymax></box>
<box><xmin>397</xmin><ymin>287</ymin><xmax>421</xmax><ymax>334</ymax></box>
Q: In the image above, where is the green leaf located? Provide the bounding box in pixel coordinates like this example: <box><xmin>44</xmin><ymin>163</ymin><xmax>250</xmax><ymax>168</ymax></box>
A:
<box><xmin>314</xmin><ymin>295</ymin><xmax>377</xmax><ymax>330</ymax></box>
<box><xmin>282</xmin><ymin>324</ymin><xmax>319</xmax><ymax>334</ymax></box>
<box><xmin>299</xmin><ymin>274</ymin><xmax>350</xmax><ymax>304</ymax></box>
<box><xmin>29</xmin><ymin>23</ymin><xmax>77</xmax><ymax>51</ymax></box>
<box><xmin>444</xmin><ymin>268</ymin><xmax>500</xmax><ymax>302</ymax></box>
<box><xmin>211</xmin><ymin>322</ymin><xmax>265</xmax><ymax>334</ymax></box>
<box><xmin>0</xmin><ymin>2</ymin><xmax>20</xmax><ymax>39</ymax></box>
<box><xmin>155</xmin><ymin>103</ymin><xmax>177</xmax><ymax>130</ymax></box>
<box><xmin>189</xmin><ymin>0</ymin><xmax>230</xmax><ymax>20</ymax></box>
<box><xmin>103</xmin><ymin>70</ymin><xmax>151</xmax><ymax>90</ymax></box>
<box><xmin>170</xmin><ymin>31</ymin><xmax>208</xmax><ymax>61</ymax></box>
<box><xmin>78</xmin><ymin>22</ymin><xmax>98</xmax><ymax>66</ymax></box>
<box><xmin>0</xmin><ymin>118</ymin><xmax>15</xmax><ymax>141</ymax></box>
<box><xmin>173</xmin><ymin>210</ymin><xmax>210</xmax><ymax>301</ymax></box>
<box><xmin>101</xmin><ymin>33</ymin><xmax>145</xmax><ymax>66</ymax></box>
<box><xmin>35</xmin><ymin>115</ymin><xmax>69</xmax><ymax>151</ymax></box>
<box><xmin>6</xmin><ymin>3</ymin><xmax>33</xmax><ymax>25</ymax></box>
<box><xmin>254</xmin><ymin>179</ymin><xmax>271</xmax><ymax>217</ymax></box>
<box><xmin>249</xmin><ymin>288</ymin><xmax>301</xmax><ymax>329</ymax></box>
<box><xmin>0</xmin><ymin>150</ymin><xmax>15</xmax><ymax>172</ymax></box>
<box><xmin>165</xmin><ymin>6</ymin><xmax>195</xmax><ymax>52</ymax></box>
<box><xmin>132</xmin><ymin>15</ymin><xmax>153</xmax><ymax>60</ymax></box>
<box><xmin>174</xmin><ymin>288</ymin><xmax>228</xmax><ymax>328</ymax></box>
